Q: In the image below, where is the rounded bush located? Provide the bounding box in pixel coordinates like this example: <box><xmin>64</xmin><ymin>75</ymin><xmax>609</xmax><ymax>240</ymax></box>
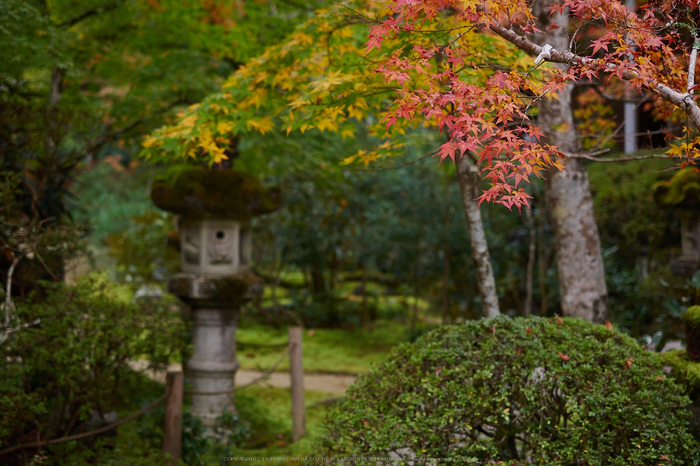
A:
<box><xmin>320</xmin><ymin>316</ymin><xmax>699</xmax><ymax>465</ymax></box>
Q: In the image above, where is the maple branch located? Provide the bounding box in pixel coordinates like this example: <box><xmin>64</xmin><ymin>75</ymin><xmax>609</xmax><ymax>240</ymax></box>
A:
<box><xmin>488</xmin><ymin>24</ymin><xmax>700</xmax><ymax>129</ymax></box>
<box><xmin>351</xmin><ymin>151</ymin><xmax>434</xmax><ymax>171</ymax></box>
<box><xmin>577</xmin><ymin>128</ymin><xmax>670</xmax><ymax>139</ymax></box>
<box><xmin>567</xmin><ymin>151</ymin><xmax>671</xmax><ymax>163</ymax></box>
<box><xmin>588</xmin><ymin>84</ymin><xmax>651</xmax><ymax>104</ymax></box>
<box><xmin>275</xmin><ymin>0</ymin><xmax>311</xmax><ymax>12</ymax></box>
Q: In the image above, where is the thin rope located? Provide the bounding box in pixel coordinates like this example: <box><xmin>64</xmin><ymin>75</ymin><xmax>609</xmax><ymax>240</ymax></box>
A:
<box><xmin>0</xmin><ymin>393</ymin><xmax>167</xmax><ymax>457</ymax></box>
<box><xmin>185</xmin><ymin>344</ymin><xmax>293</xmax><ymax>395</ymax></box>
<box><xmin>237</xmin><ymin>340</ymin><xmax>288</xmax><ymax>348</ymax></box>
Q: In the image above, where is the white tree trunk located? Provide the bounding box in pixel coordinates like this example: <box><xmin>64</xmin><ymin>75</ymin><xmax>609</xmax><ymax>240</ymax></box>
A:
<box><xmin>456</xmin><ymin>155</ymin><xmax>500</xmax><ymax>318</ymax></box>
<box><xmin>535</xmin><ymin>1</ymin><xmax>608</xmax><ymax>322</ymax></box>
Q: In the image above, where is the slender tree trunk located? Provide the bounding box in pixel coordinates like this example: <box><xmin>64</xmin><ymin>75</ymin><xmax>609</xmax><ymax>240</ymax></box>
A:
<box><xmin>456</xmin><ymin>155</ymin><xmax>500</xmax><ymax>318</ymax></box>
<box><xmin>46</xmin><ymin>66</ymin><xmax>65</xmax><ymax>157</ymax></box>
<box><xmin>524</xmin><ymin>206</ymin><xmax>536</xmax><ymax>316</ymax></box>
<box><xmin>534</xmin><ymin>2</ymin><xmax>608</xmax><ymax>323</ymax></box>
<box><xmin>361</xmin><ymin>265</ymin><xmax>368</xmax><ymax>328</ymax></box>
<box><xmin>537</xmin><ymin>206</ymin><xmax>549</xmax><ymax>315</ymax></box>
<box><xmin>442</xmin><ymin>246</ymin><xmax>450</xmax><ymax>324</ymax></box>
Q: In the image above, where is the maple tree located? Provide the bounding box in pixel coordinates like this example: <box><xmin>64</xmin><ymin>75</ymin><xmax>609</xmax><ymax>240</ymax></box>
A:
<box><xmin>142</xmin><ymin>0</ymin><xmax>532</xmax><ymax>316</ymax></box>
<box><xmin>365</xmin><ymin>0</ymin><xmax>700</xmax><ymax>210</ymax></box>
<box><xmin>144</xmin><ymin>0</ymin><xmax>700</xmax><ymax>208</ymax></box>
<box><xmin>143</xmin><ymin>0</ymin><xmax>700</xmax><ymax>320</ymax></box>
<box><xmin>141</xmin><ymin>0</ymin><xmax>531</xmax><ymax>166</ymax></box>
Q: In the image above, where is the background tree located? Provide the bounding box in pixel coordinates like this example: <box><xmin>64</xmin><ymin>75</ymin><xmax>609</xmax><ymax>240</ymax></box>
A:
<box><xmin>0</xmin><ymin>0</ymin><xmax>328</xmax><ymax>296</ymax></box>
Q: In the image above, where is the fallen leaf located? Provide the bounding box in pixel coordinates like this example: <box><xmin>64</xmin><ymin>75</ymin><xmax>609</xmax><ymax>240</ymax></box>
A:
<box><xmin>558</xmin><ymin>352</ymin><xmax>570</xmax><ymax>361</ymax></box>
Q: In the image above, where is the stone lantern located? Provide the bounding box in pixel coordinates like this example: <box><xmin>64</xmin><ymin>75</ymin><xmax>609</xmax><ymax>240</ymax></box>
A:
<box><xmin>653</xmin><ymin>168</ymin><xmax>700</xmax><ymax>277</ymax></box>
<box><xmin>151</xmin><ymin>166</ymin><xmax>280</xmax><ymax>423</ymax></box>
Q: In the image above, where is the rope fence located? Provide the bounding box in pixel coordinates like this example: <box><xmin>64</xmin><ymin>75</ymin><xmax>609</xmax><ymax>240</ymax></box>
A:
<box><xmin>237</xmin><ymin>340</ymin><xmax>289</xmax><ymax>349</ymax></box>
<box><xmin>0</xmin><ymin>393</ymin><xmax>167</xmax><ymax>457</ymax></box>
<box><xmin>184</xmin><ymin>343</ymin><xmax>293</xmax><ymax>395</ymax></box>
<box><xmin>0</xmin><ymin>326</ymin><xmax>306</xmax><ymax>463</ymax></box>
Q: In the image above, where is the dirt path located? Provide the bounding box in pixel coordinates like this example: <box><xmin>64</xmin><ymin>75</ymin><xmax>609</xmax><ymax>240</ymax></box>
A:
<box><xmin>128</xmin><ymin>361</ymin><xmax>357</xmax><ymax>394</ymax></box>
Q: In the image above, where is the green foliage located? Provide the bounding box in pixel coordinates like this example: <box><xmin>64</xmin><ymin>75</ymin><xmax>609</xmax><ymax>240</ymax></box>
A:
<box><xmin>320</xmin><ymin>316</ymin><xmax>699</xmax><ymax>464</ymax></box>
<box><xmin>71</xmin><ymin>161</ymin><xmax>164</xmax><ymax>244</ymax></box>
<box><xmin>663</xmin><ymin>350</ymin><xmax>700</xmax><ymax>403</ymax></box>
<box><xmin>685</xmin><ymin>305</ymin><xmax>700</xmax><ymax>363</ymax></box>
<box><xmin>136</xmin><ymin>405</ymin><xmax>212</xmax><ymax>465</ymax></box>
<box><xmin>588</xmin><ymin>156</ymin><xmax>683</xmax><ymax>338</ymax></box>
<box><xmin>685</xmin><ymin>305</ymin><xmax>700</xmax><ymax>327</ymax></box>
<box><xmin>233</xmin><ymin>393</ymin><xmax>286</xmax><ymax>449</ymax></box>
<box><xmin>106</xmin><ymin>211</ymin><xmax>179</xmax><ymax>286</ymax></box>
<box><xmin>70</xmin><ymin>160</ymin><xmax>180</xmax><ymax>285</ymax></box>
<box><xmin>0</xmin><ymin>274</ymin><xmax>187</xmax><ymax>463</ymax></box>
<box><xmin>236</xmin><ymin>321</ymin><xmax>407</xmax><ymax>375</ymax></box>
<box><xmin>589</xmin><ymin>156</ymin><xmax>679</xmax><ymax>264</ymax></box>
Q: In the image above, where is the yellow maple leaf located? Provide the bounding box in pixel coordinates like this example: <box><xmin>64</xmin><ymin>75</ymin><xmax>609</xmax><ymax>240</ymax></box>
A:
<box><xmin>246</xmin><ymin>116</ymin><xmax>275</xmax><ymax>134</ymax></box>
<box><xmin>217</xmin><ymin>121</ymin><xmax>234</xmax><ymax>135</ymax></box>
<box><xmin>341</xmin><ymin>128</ymin><xmax>355</xmax><ymax>139</ymax></box>
<box><xmin>315</xmin><ymin>118</ymin><xmax>339</xmax><ymax>132</ymax></box>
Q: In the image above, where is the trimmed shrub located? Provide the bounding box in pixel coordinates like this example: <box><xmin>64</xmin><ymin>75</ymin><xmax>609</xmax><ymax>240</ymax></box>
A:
<box><xmin>320</xmin><ymin>316</ymin><xmax>699</xmax><ymax>465</ymax></box>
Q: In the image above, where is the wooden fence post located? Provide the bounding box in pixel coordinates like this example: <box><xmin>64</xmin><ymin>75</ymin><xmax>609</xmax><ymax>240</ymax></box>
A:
<box><xmin>163</xmin><ymin>371</ymin><xmax>183</xmax><ymax>465</ymax></box>
<box><xmin>288</xmin><ymin>326</ymin><xmax>305</xmax><ymax>442</ymax></box>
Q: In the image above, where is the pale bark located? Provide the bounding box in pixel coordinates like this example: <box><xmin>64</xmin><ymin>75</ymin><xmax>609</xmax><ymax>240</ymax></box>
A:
<box><xmin>534</xmin><ymin>1</ymin><xmax>608</xmax><ymax>323</ymax></box>
<box><xmin>523</xmin><ymin>206</ymin><xmax>535</xmax><ymax>316</ymax></box>
<box><xmin>456</xmin><ymin>155</ymin><xmax>500</xmax><ymax>318</ymax></box>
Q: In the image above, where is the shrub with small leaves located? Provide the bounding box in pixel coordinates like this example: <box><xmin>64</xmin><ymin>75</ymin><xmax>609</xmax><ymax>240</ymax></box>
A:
<box><xmin>0</xmin><ymin>274</ymin><xmax>187</xmax><ymax>464</ymax></box>
<box><xmin>320</xmin><ymin>316</ymin><xmax>699</xmax><ymax>465</ymax></box>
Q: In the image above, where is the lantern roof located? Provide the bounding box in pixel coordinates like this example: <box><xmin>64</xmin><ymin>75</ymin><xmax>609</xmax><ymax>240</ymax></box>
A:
<box><xmin>151</xmin><ymin>166</ymin><xmax>281</xmax><ymax>218</ymax></box>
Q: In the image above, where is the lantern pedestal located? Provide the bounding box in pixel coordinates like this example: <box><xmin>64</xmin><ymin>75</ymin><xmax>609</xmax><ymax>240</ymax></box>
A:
<box><xmin>187</xmin><ymin>308</ymin><xmax>239</xmax><ymax>421</ymax></box>
<box><xmin>169</xmin><ymin>273</ymin><xmax>262</xmax><ymax>423</ymax></box>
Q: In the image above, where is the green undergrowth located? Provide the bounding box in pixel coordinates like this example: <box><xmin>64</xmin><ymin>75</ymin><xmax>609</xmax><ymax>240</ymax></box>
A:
<box><xmin>663</xmin><ymin>349</ymin><xmax>700</xmax><ymax>401</ymax></box>
<box><xmin>236</xmin><ymin>320</ymin><xmax>408</xmax><ymax>374</ymax></box>
<box><xmin>46</xmin><ymin>374</ymin><xmax>335</xmax><ymax>465</ymax></box>
<box><xmin>200</xmin><ymin>386</ymin><xmax>334</xmax><ymax>465</ymax></box>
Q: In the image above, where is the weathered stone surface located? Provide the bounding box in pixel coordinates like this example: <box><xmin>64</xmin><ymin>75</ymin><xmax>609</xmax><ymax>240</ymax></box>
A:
<box><xmin>151</xmin><ymin>167</ymin><xmax>281</xmax><ymax>219</ymax></box>
<box><xmin>168</xmin><ymin>273</ymin><xmax>263</xmax><ymax>307</ymax></box>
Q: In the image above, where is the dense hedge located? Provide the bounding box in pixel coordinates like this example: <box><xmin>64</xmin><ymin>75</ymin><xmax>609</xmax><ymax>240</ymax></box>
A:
<box><xmin>320</xmin><ymin>316</ymin><xmax>699</xmax><ymax>465</ymax></box>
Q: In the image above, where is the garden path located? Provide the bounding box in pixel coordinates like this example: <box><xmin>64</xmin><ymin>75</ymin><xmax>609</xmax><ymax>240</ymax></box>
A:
<box><xmin>129</xmin><ymin>360</ymin><xmax>356</xmax><ymax>394</ymax></box>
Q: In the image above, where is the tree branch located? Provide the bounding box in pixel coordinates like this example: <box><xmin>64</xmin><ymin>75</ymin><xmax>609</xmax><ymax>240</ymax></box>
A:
<box><xmin>488</xmin><ymin>24</ymin><xmax>700</xmax><ymax>129</ymax></box>
<box><xmin>58</xmin><ymin>1</ymin><xmax>126</xmax><ymax>28</ymax></box>
<box><xmin>351</xmin><ymin>151</ymin><xmax>434</xmax><ymax>171</ymax></box>
<box><xmin>566</xmin><ymin>151</ymin><xmax>671</xmax><ymax>162</ymax></box>
<box><xmin>4</xmin><ymin>254</ymin><xmax>21</xmax><ymax>326</ymax></box>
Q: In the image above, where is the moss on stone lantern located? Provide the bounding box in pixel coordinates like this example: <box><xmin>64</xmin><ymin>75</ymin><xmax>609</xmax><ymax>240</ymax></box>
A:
<box><xmin>151</xmin><ymin>166</ymin><xmax>281</xmax><ymax>219</ymax></box>
<box><xmin>653</xmin><ymin>169</ymin><xmax>700</xmax><ymax>277</ymax></box>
